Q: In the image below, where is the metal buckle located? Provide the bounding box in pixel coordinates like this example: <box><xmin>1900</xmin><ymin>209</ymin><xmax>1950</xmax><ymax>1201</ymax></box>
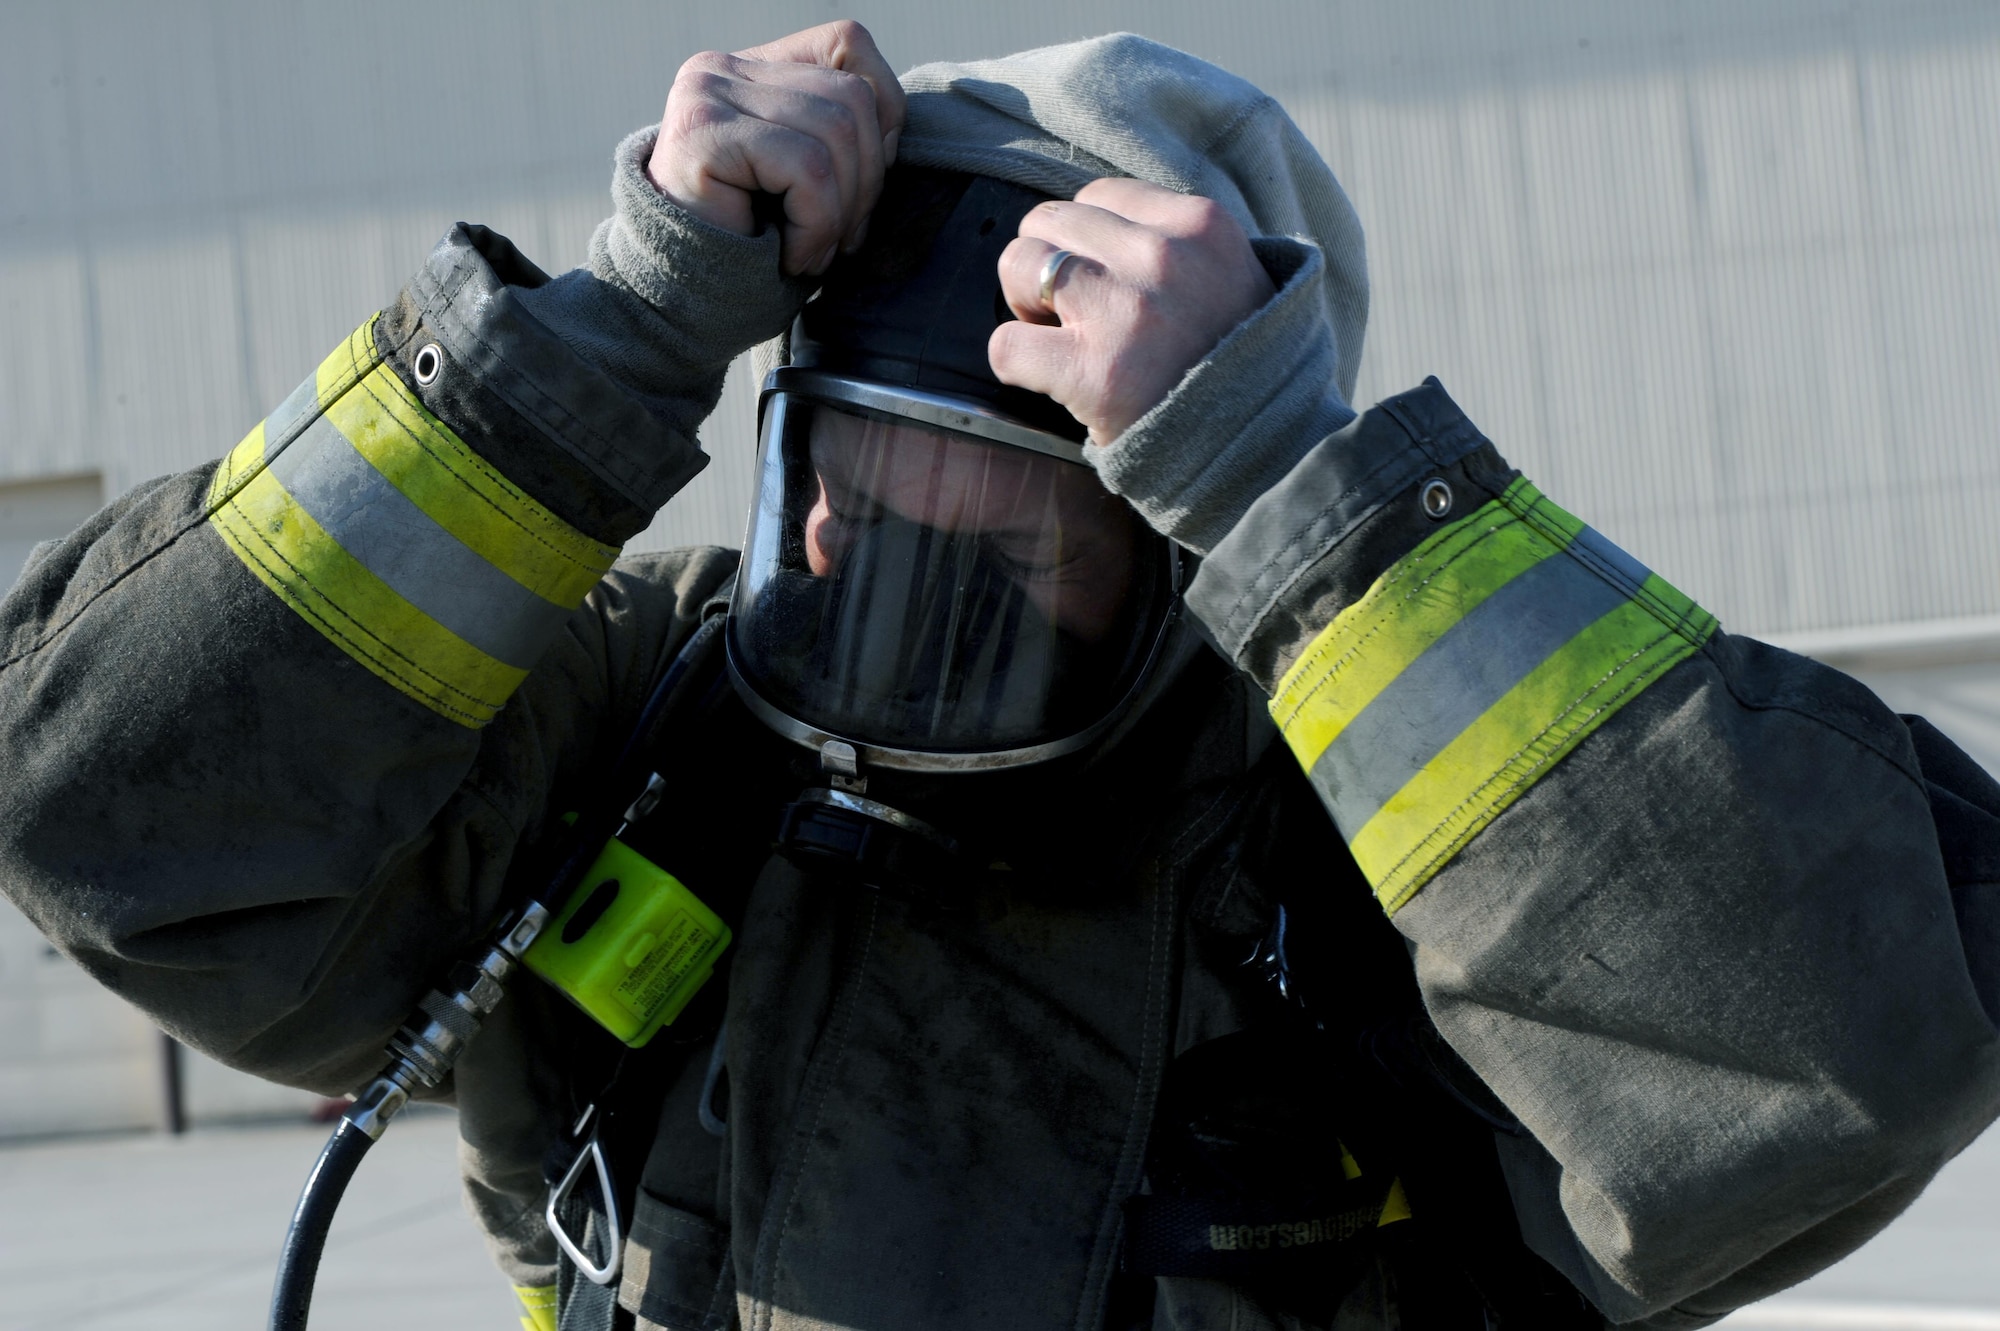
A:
<box><xmin>546</xmin><ymin>1127</ymin><xmax>623</xmax><ymax>1286</ymax></box>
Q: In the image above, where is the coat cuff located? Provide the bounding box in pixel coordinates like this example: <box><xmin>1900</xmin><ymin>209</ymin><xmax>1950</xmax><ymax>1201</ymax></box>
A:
<box><xmin>1187</xmin><ymin>380</ymin><xmax>1494</xmax><ymax>678</ymax></box>
<box><xmin>505</xmin><ymin>125</ymin><xmax>814</xmax><ymax>515</ymax></box>
<box><xmin>400</xmin><ymin>222</ymin><xmax>703</xmax><ymax>536</ymax></box>
<box><xmin>1194</xmin><ymin>382</ymin><xmax>1718</xmax><ymax>914</ymax></box>
<box><xmin>1087</xmin><ymin>236</ymin><xmax>1356</xmax><ymax>556</ymax></box>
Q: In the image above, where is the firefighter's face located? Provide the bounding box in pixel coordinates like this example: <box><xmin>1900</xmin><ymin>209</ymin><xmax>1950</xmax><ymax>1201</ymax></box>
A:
<box><xmin>801</xmin><ymin>407</ymin><xmax>1144</xmax><ymax>642</ymax></box>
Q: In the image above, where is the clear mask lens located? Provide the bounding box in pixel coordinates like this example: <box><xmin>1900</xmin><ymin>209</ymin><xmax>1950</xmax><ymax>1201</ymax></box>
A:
<box><xmin>728</xmin><ymin>389</ymin><xmax>1176</xmax><ymax>761</ymax></box>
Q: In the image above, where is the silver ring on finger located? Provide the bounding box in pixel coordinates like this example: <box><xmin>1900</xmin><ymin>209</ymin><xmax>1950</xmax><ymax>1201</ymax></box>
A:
<box><xmin>1037</xmin><ymin>248</ymin><xmax>1079</xmax><ymax>312</ymax></box>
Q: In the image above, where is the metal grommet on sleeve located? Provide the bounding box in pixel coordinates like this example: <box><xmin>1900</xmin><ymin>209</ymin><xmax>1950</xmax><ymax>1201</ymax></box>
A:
<box><xmin>412</xmin><ymin>342</ymin><xmax>443</xmax><ymax>386</ymax></box>
<box><xmin>1420</xmin><ymin>478</ymin><xmax>1453</xmax><ymax>520</ymax></box>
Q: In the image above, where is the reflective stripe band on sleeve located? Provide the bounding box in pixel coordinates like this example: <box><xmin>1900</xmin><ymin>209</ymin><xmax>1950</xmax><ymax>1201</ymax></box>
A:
<box><xmin>1271</xmin><ymin>477</ymin><xmax>1716</xmax><ymax>913</ymax></box>
<box><xmin>514</xmin><ymin>1283</ymin><xmax>558</xmax><ymax>1331</ymax></box>
<box><xmin>205</xmin><ymin>317</ymin><xmax>619</xmax><ymax>727</ymax></box>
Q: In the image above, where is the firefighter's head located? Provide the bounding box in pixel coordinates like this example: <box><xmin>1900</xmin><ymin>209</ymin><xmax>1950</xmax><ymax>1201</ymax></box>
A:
<box><xmin>725</xmin><ymin>167</ymin><xmax>1182</xmax><ymax>771</ymax></box>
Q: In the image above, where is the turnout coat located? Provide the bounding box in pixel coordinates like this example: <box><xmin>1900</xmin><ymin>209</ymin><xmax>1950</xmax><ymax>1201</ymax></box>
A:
<box><xmin>5</xmin><ymin>36</ymin><xmax>2000</xmax><ymax>1331</ymax></box>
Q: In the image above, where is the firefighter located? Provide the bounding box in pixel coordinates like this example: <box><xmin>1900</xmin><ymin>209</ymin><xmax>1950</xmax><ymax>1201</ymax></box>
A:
<box><xmin>3</xmin><ymin>21</ymin><xmax>1997</xmax><ymax>1331</ymax></box>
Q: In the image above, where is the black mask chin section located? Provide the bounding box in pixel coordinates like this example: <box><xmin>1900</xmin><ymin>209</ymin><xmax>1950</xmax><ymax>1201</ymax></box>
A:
<box><xmin>774</xmin><ymin>788</ymin><xmax>968</xmax><ymax>903</ymax></box>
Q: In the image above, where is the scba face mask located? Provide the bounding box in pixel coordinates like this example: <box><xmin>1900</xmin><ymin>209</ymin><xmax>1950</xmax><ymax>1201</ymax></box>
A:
<box><xmin>730</xmin><ymin>371</ymin><xmax>1179</xmax><ymax>768</ymax></box>
<box><xmin>726</xmin><ymin>169</ymin><xmax>1181</xmax><ymax>775</ymax></box>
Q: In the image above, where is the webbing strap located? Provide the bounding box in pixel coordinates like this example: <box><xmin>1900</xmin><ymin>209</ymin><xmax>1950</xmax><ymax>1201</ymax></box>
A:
<box><xmin>1120</xmin><ymin>1175</ymin><xmax>1405</xmax><ymax>1279</ymax></box>
<box><xmin>553</xmin><ymin>1197</ymin><xmax>624</xmax><ymax>1331</ymax></box>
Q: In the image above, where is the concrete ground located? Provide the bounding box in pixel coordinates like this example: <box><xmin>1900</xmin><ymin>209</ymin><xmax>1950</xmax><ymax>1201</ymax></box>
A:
<box><xmin>0</xmin><ymin>1109</ymin><xmax>518</xmax><ymax>1331</ymax></box>
<box><xmin>1</xmin><ymin>1110</ymin><xmax>1996</xmax><ymax>1330</ymax></box>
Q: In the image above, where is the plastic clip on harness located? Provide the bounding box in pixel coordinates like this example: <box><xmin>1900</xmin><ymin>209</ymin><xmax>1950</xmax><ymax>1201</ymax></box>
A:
<box><xmin>265</xmin><ymin>613</ymin><xmax>727</xmax><ymax>1331</ymax></box>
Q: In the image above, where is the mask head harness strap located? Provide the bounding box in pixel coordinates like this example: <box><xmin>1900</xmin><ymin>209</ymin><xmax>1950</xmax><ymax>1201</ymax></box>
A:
<box><xmin>787</xmin><ymin>168</ymin><xmax>1087</xmax><ymax>442</ymax></box>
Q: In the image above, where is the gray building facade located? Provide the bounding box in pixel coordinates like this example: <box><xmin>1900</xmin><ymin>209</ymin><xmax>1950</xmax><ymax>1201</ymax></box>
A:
<box><xmin>4</xmin><ymin>0</ymin><xmax>1998</xmax><ymax>1136</ymax></box>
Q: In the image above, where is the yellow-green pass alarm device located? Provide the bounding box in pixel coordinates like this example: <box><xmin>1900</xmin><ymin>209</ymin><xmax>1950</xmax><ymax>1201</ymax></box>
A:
<box><xmin>522</xmin><ymin>837</ymin><xmax>731</xmax><ymax>1047</ymax></box>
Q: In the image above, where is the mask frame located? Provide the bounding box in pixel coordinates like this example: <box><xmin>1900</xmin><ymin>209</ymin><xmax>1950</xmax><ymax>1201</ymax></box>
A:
<box><xmin>725</xmin><ymin>367</ymin><xmax>1185</xmax><ymax>774</ymax></box>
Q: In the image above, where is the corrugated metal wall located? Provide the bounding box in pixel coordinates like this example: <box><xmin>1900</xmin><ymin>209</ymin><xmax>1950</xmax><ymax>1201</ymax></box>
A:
<box><xmin>6</xmin><ymin>1</ymin><xmax>2000</xmax><ymax>1135</ymax></box>
<box><xmin>6</xmin><ymin>0</ymin><xmax>2000</xmax><ymax>634</ymax></box>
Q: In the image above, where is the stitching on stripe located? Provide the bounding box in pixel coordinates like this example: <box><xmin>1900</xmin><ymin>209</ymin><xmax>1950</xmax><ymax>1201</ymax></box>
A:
<box><xmin>352</xmin><ymin>367</ymin><xmax>613</xmax><ymax>579</ymax></box>
<box><xmin>202</xmin><ymin>320</ymin><xmax>506</xmax><ymax>724</ymax></box>
<box><xmin>360</xmin><ymin>355</ymin><xmax>615</xmax><ymax>568</ymax></box>
<box><xmin>1274</xmin><ymin>504</ymin><xmax>1514</xmax><ymax>712</ymax></box>
<box><xmin>421</xmin><ymin>269</ymin><xmax>675</xmax><ymax>511</ymax></box>
<box><xmin>1503</xmin><ymin>486</ymin><xmax>1714</xmax><ymax>650</ymax></box>
<box><xmin>202</xmin><ymin>319</ymin><xmax>385</xmax><ymax>527</ymax></box>
<box><xmin>222</xmin><ymin>530</ymin><xmax>487</xmax><ymax>726</ymax></box>
<box><xmin>215</xmin><ymin>494</ymin><xmax>497</xmax><ymax>724</ymax></box>
<box><xmin>218</xmin><ymin>506</ymin><xmax>493</xmax><ymax>725</ymax></box>
<box><xmin>1273</xmin><ymin>510</ymin><xmax>1521</xmax><ymax>732</ymax></box>
<box><xmin>1</xmin><ymin>316</ymin><xmax>407</xmax><ymax>677</ymax></box>
<box><xmin>1385</xmin><ymin>634</ymin><xmax>1672</xmax><ymax>886</ymax></box>
<box><xmin>1375</xmin><ymin>631</ymin><xmax>1690</xmax><ymax>911</ymax></box>
<box><xmin>1222</xmin><ymin>394</ymin><xmax>1507</xmax><ymax>657</ymax></box>
<box><xmin>1507</xmin><ymin>483</ymin><xmax>1712</xmax><ymax>647</ymax></box>
<box><xmin>1274</xmin><ymin>506</ymin><xmax>1532</xmax><ymax>734</ymax></box>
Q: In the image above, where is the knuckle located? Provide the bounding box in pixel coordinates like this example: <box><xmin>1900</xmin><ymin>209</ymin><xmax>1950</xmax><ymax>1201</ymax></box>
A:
<box><xmin>679</xmin><ymin>49</ymin><xmax>733</xmax><ymax>79</ymax></box>
<box><xmin>839</xmin><ymin>69</ymin><xmax>885</xmax><ymax>121</ymax></box>
<box><xmin>1132</xmin><ymin>232</ymin><xmax>1174</xmax><ymax>281</ymax></box>
<box><xmin>998</xmin><ymin>235</ymin><xmax>1040</xmax><ymax>270</ymax></box>
<box><xmin>1017</xmin><ymin>201</ymin><xmax>1066</xmax><ymax>241</ymax></box>
<box><xmin>669</xmin><ymin>93</ymin><xmax>733</xmax><ymax>137</ymax></box>
<box><xmin>819</xmin><ymin>18</ymin><xmax>873</xmax><ymax>54</ymax></box>
<box><xmin>799</xmin><ymin>137</ymin><xmax>837</xmax><ymax>181</ymax></box>
<box><xmin>820</xmin><ymin>96</ymin><xmax>861</xmax><ymax>145</ymax></box>
<box><xmin>987</xmin><ymin>324</ymin><xmax>1019</xmax><ymax>365</ymax></box>
<box><xmin>1185</xmin><ymin>196</ymin><xmax>1232</xmax><ymax>235</ymax></box>
<box><xmin>671</xmin><ymin>67</ymin><xmax>732</xmax><ymax>108</ymax></box>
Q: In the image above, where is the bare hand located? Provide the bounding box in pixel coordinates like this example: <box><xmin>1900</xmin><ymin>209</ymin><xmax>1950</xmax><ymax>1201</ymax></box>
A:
<box><xmin>988</xmin><ymin>179</ymin><xmax>1277</xmax><ymax>444</ymax></box>
<box><xmin>647</xmin><ymin>21</ymin><xmax>906</xmax><ymax>277</ymax></box>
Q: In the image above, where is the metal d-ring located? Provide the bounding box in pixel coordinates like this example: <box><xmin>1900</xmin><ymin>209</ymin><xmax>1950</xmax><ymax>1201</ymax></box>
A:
<box><xmin>547</xmin><ymin>1130</ymin><xmax>623</xmax><ymax>1286</ymax></box>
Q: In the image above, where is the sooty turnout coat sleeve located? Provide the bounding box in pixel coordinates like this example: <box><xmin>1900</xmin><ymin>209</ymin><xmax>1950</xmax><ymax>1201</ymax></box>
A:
<box><xmin>0</xmin><ymin>135</ymin><xmax>803</xmax><ymax>1097</ymax></box>
<box><xmin>1093</xmin><ymin>238</ymin><xmax>2000</xmax><ymax>1327</ymax></box>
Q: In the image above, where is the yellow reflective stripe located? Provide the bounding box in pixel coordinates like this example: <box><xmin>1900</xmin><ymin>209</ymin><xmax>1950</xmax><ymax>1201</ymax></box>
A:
<box><xmin>313</xmin><ymin>320</ymin><xmax>379</xmax><ymax>416</ymax></box>
<box><xmin>1271</xmin><ymin>477</ymin><xmax>1564</xmax><ymax>772</ymax></box>
<box><xmin>319</xmin><ymin>326</ymin><xmax>616</xmax><ymax>605</ymax></box>
<box><xmin>205</xmin><ymin>316</ymin><xmax>625</xmax><ymax>727</ymax></box>
<box><xmin>1354</xmin><ymin>583</ymin><xmax>1715</xmax><ymax>913</ymax></box>
<box><xmin>1377</xmin><ymin>1178</ymin><xmax>1412</xmax><ymax>1227</ymax></box>
<box><xmin>207</xmin><ymin>425</ymin><xmax>524</xmax><ymax>727</ymax></box>
<box><xmin>1272</xmin><ymin>474</ymin><xmax>1715</xmax><ymax>913</ymax></box>
<box><xmin>514</xmin><ymin>1283</ymin><xmax>558</xmax><ymax>1331</ymax></box>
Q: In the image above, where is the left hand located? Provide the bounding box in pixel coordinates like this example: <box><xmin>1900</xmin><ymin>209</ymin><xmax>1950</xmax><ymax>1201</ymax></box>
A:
<box><xmin>988</xmin><ymin>178</ymin><xmax>1276</xmax><ymax>445</ymax></box>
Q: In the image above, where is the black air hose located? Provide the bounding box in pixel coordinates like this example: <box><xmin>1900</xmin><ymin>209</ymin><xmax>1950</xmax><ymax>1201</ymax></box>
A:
<box><xmin>259</xmin><ymin>610</ymin><xmax>730</xmax><ymax>1331</ymax></box>
<box><xmin>267</xmin><ymin>1116</ymin><xmax>374</xmax><ymax>1331</ymax></box>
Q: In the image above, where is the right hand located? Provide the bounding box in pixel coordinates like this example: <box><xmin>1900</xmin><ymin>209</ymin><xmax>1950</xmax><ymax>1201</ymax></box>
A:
<box><xmin>647</xmin><ymin>20</ymin><xmax>905</xmax><ymax>277</ymax></box>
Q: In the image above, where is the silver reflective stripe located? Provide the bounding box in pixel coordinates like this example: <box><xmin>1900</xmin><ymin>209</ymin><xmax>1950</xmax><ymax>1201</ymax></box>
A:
<box><xmin>263</xmin><ymin>416</ymin><xmax>574</xmax><ymax>670</ymax></box>
<box><xmin>1313</xmin><ymin>546</ymin><xmax>1629</xmax><ymax>834</ymax></box>
<box><xmin>1572</xmin><ymin>524</ymin><xmax>1655</xmax><ymax>592</ymax></box>
<box><xmin>263</xmin><ymin>371</ymin><xmax>324</xmax><ymax>456</ymax></box>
